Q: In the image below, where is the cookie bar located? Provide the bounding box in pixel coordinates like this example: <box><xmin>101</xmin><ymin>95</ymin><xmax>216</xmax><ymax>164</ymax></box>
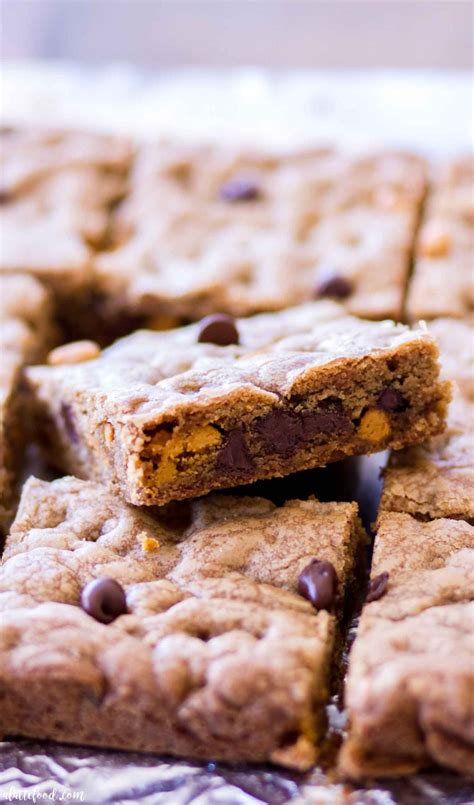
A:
<box><xmin>381</xmin><ymin>318</ymin><xmax>474</xmax><ymax>521</ymax></box>
<box><xmin>0</xmin><ymin>128</ymin><xmax>132</xmax><ymax>307</ymax></box>
<box><xmin>95</xmin><ymin>144</ymin><xmax>425</xmax><ymax>324</ymax></box>
<box><xmin>407</xmin><ymin>156</ymin><xmax>474</xmax><ymax>320</ymax></box>
<box><xmin>0</xmin><ymin>274</ymin><xmax>56</xmax><ymax>534</ymax></box>
<box><xmin>0</xmin><ymin>476</ymin><xmax>365</xmax><ymax>768</ymax></box>
<box><xmin>26</xmin><ymin>303</ymin><xmax>450</xmax><ymax>507</ymax></box>
<box><xmin>427</xmin><ymin>317</ymin><xmax>474</xmax><ymax>402</ymax></box>
<box><xmin>340</xmin><ymin>512</ymin><xmax>474</xmax><ymax>778</ymax></box>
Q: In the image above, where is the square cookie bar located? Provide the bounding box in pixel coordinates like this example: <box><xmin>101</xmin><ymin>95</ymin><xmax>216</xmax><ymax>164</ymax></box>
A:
<box><xmin>0</xmin><ymin>274</ymin><xmax>56</xmax><ymax>533</ymax></box>
<box><xmin>339</xmin><ymin>512</ymin><xmax>474</xmax><ymax>778</ymax></box>
<box><xmin>381</xmin><ymin>318</ymin><xmax>474</xmax><ymax>521</ymax></box>
<box><xmin>0</xmin><ymin>128</ymin><xmax>132</xmax><ymax>304</ymax></box>
<box><xmin>26</xmin><ymin>303</ymin><xmax>450</xmax><ymax>507</ymax></box>
<box><xmin>95</xmin><ymin>144</ymin><xmax>425</xmax><ymax>324</ymax></box>
<box><xmin>0</xmin><ymin>476</ymin><xmax>365</xmax><ymax>768</ymax></box>
<box><xmin>407</xmin><ymin>156</ymin><xmax>474</xmax><ymax>320</ymax></box>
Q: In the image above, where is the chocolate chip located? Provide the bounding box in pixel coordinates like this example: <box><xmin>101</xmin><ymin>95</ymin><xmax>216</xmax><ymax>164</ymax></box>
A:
<box><xmin>315</xmin><ymin>272</ymin><xmax>353</xmax><ymax>300</ymax></box>
<box><xmin>297</xmin><ymin>560</ymin><xmax>338</xmax><ymax>611</ymax></box>
<box><xmin>377</xmin><ymin>387</ymin><xmax>407</xmax><ymax>413</ymax></box>
<box><xmin>220</xmin><ymin>177</ymin><xmax>261</xmax><ymax>202</ymax></box>
<box><xmin>303</xmin><ymin>411</ymin><xmax>352</xmax><ymax>437</ymax></box>
<box><xmin>216</xmin><ymin>428</ymin><xmax>254</xmax><ymax>472</ymax></box>
<box><xmin>80</xmin><ymin>578</ymin><xmax>127</xmax><ymax>624</ymax></box>
<box><xmin>0</xmin><ymin>188</ymin><xmax>11</xmax><ymax>205</ymax></box>
<box><xmin>255</xmin><ymin>410</ymin><xmax>304</xmax><ymax>456</ymax></box>
<box><xmin>197</xmin><ymin>314</ymin><xmax>239</xmax><ymax>346</ymax></box>
<box><xmin>366</xmin><ymin>572</ymin><xmax>389</xmax><ymax>603</ymax></box>
<box><xmin>61</xmin><ymin>402</ymin><xmax>79</xmax><ymax>444</ymax></box>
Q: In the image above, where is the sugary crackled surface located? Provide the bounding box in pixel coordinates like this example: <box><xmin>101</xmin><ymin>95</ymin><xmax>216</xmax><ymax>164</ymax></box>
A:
<box><xmin>340</xmin><ymin>512</ymin><xmax>474</xmax><ymax>778</ymax></box>
<box><xmin>0</xmin><ymin>128</ymin><xmax>132</xmax><ymax>292</ymax></box>
<box><xmin>0</xmin><ymin>476</ymin><xmax>362</xmax><ymax>768</ymax></box>
<box><xmin>96</xmin><ymin>143</ymin><xmax>425</xmax><ymax>321</ymax></box>
<box><xmin>381</xmin><ymin>318</ymin><xmax>474</xmax><ymax>520</ymax></box>
<box><xmin>0</xmin><ymin>274</ymin><xmax>56</xmax><ymax>531</ymax></box>
<box><xmin>28</xmin><ymin>302</ymin><xmax>438</xmax><ymax>422</ymax></box>
<box><xmin>407</xmin><ymin>156</ymin><xmax>474</xmax><ymax>321</ymax></box>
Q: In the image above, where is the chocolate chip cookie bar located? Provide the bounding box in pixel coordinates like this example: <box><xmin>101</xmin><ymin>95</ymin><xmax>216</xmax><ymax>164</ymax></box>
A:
<box><xmin>95</xmin><ymin>143</ymin><xmax>425</xmax><ymax>324</ymax></box>
<box><xmin>0</xmin><ymin>128</ymin><xmax>132</xmax><ymax>308</ymax></box>
<box><xmin>0</xmin><ymin>475</ymin><xmax>365</xmax><ymax>768</ymax></box>
<box><xmin>381</xmin><ymin>318</ymin><xmax>474</xmax><ymax>521</ymax></box>
<box><xmin>26</xmin><ymin>303</ymin><xmax>450</xmax><ymax>507</ymax></box>
<box><xmin>340</xmin><ymin>512</ymin><xmax>474</xmax><ymax>778</ymax></box>
<box><xmin>407</xmin><ymin>156</ymin><xmax>474</xmax><ymax>321</ymax></box>
<box><xmin>0</xmin><ymin>274</ymin><xmax>56</xmax><ymax>534</ymax></box>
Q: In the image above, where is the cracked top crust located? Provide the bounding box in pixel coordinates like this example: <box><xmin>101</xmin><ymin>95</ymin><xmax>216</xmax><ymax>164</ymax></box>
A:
<box><xmin>96</xmin><ymin>143</ymin><xmax>425</xmax><ymax>321</ymax></box>
<box><xmin>2</xmin><ymin>476</ymin><xmax>360</xmax><ymax>604</ymax></box>
<box><xmin>0</xmin><ymin>476</ymin><xmax>362</xmax><ymax>768</ymax></box>
<box><xmin>0</xmin><ymin>129</ymin><xmax>132</xmax><ymax>291</ymax></box>
<box><xmin>0</xmin><ymin>127</ymin><xmax>133</xmax><ymax>194</ymax></box>
<box><xmin>340</xmin><ymin>512</ymin><xmax>474</xmax><ymax>778</ymax></box>
<box><xmin>28</xmin><ymin>302</ymin><xmax>437</xmax><ymax>421</ymax></box>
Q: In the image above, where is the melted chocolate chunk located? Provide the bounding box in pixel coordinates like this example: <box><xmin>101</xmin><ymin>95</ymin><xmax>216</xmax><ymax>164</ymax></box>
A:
<box><xmin>255</xmin><ymin>410</ymin><xmax>305</xmax><ymax>456</ymax></box>
<box><xmin>220</xmin><ymin>177</ymin><xmax>261</xmax><ymax>202</ymax></box>
<box><xmin>297</xmin><ymin>559</ymin><xmax>338</xmax><ymax>611</ymax></box>
<box><xmin>302</xmin><ymin>397</ymin><xmax>352</xmax><ymax>436</ymax></box>
<box><xmin>216</xmin><ymin>429</ymin><xmax>254</xmax><ymax>472</ymax></box>
<box><xmin>315</xmin><ymin>272</ymin><xmax>353</xmax><ymax>300</ymax></box>
<box><xmin>80</xmin><ymin>578</ymin><xmax>127</xmax><ymax>624</ymax></box>
<box><xmin>303</xmin><ymin>411</ymin><xmax>352</xmax><ymax>437</ymax></box>
<box><xmin>61</xmin><ymin>402</ymin><xmax>79</xmax><ymax>444</ymax></box>
<box><xmin>197</xmin><ymin>314</ymin><xmax>239</xmax><ymax>346</ymax></box>
<box><xmin>366</xmin><ymin>571</ymin><xmax>389</xmax><ymax>602</ymax></box>
<box><xmin>377</xmin><ymin>387</ymin><xmax>407</xmax><ymax>413</ymax></box>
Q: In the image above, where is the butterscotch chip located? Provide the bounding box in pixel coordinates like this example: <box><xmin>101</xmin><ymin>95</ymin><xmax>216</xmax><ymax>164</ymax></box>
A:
<box><xmin>0</xmin><ymin>475</ymin><xmax>365</xmax><ymax>768</ymax></box>
<box><xmin>141</xmin><ymin>536</ymin><xmax>160</xmax><ymax>552</ymax></box>
<box><xmin>357</xmin><ymin>409</ymin><xmax>391</xmax><ymax>443</ymax></box>
<box><xmin>419</xmin><ymin>221</ymin><xmax>452</xmax><ymax>257</ymax></box>
<box><xmin>47</xmin><ymin>340</ymin><xmax>101</xmax><ymax>365</ymax></box>
<box><xmin>26</xmin><ymin>303</ymin><xmax>450</xmax><ymax>507</ymax></box>
<box><xmin>340</xmin><ymin>513</ymin><xmax>474</xmax><ymax>778</ymax></box>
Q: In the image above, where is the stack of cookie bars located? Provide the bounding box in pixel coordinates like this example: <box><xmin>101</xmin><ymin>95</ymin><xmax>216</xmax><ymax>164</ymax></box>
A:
<box><xmin>0</xmin><ymin>130</ymin><xmax>472</xmax><ymax>780</ymax></box>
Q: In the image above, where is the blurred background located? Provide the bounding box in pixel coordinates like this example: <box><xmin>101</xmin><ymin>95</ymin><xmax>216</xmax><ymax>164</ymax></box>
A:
<box><xmin>0</xmin><ymin>0</ymin><xmax>472</xmax><ymax>154</ymax></box>
<box><xmin>1</xmin><ymin>0</ymin><xmax>473</xmax><ymax>68</ymax></box>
